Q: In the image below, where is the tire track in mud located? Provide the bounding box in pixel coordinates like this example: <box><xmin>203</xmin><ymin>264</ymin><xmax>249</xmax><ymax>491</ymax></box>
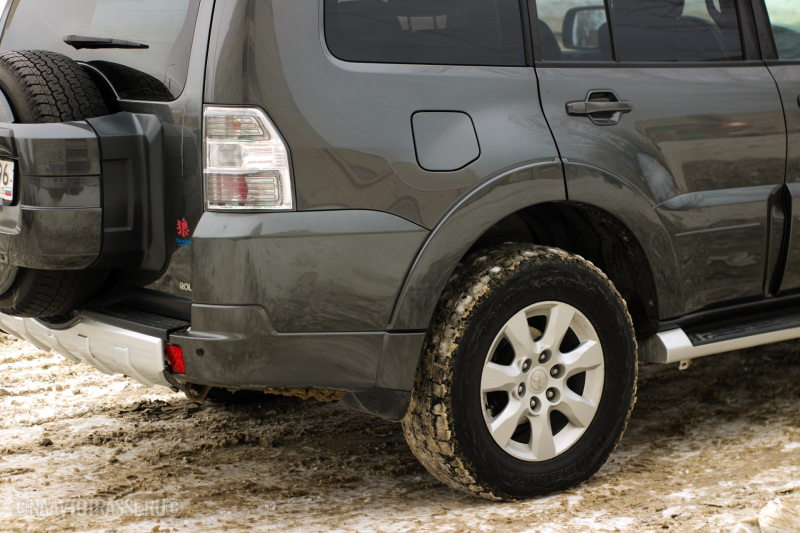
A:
<box><xmin>0</xmin><ymin>333</ymin><xmax>799</xmax><ymax>532</ymax></box>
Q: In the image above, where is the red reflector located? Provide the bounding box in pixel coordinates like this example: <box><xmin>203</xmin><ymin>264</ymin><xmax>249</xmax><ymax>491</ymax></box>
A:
<box><xmin>166</xmin><ymin>345</ymin><xmax>185</xmax><ymax>374</ymax></box>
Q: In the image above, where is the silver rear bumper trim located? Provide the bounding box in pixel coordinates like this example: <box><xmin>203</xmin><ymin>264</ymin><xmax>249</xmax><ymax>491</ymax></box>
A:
<box><xmin>0</xmin><ymin>313</ymin><xmax>169</xmax><ymax>387</ymax></box>
<box><xmin>640</xmin><ymin>326</ymin><xmax>800</xmax><ymax>364</ymax></box>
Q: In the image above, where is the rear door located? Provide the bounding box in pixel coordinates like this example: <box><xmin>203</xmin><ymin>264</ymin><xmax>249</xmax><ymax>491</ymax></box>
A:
<box><xmin>534</xmin><ymin>0</ymin><xmax>787</xmax><ymax>317</ymax></box>
<box><xmin>760</xmin><ymin>0</ymin><xmax>800</xmax><ymax>292</ymax></box>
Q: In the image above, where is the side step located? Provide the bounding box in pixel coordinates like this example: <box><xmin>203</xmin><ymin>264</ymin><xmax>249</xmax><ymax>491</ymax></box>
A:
<box><xmin>640</xmin><ymin>314</ymin><xmax>800</xmax><ymax>364</ymax></box>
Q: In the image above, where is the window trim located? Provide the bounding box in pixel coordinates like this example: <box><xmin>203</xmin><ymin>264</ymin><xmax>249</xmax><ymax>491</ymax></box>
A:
<box><xmin>604</xmin><ymin>0</ymin><xmax>620</xmax><ymax>61</ymax></box>
<box><xmin>535</xmin><ymin>60</ymin><xmax>768</xmax><ymax>69</ymax></box>
<box><xmin>519</xmin><ymin>0</ymin><xmax>534</xmax><ymax>66</ymax></box>
<box><xmin>532</xmin><ymin>0</ymin><xmax>764</xmax><ymax>67</ymax></box>
<box><xmin>738</xmin><ymin>0</ymin><xmax>764</xmax><ymax>61</ymax></box>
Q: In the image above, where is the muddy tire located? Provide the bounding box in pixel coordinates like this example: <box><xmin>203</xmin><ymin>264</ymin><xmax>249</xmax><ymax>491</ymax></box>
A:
<box><xmin>0</xmin><ymin>50</ymin><xmax>109</xmax><ymax>318</ymax></box>
<box><xmin>401</xmin><ymin>244</ymin><xmax>637</xmax><ymax>500</ymax></box>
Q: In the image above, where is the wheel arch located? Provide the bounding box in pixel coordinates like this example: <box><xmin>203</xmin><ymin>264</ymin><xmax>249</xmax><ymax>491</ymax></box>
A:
<box><xmin>388</xmin><ymin>159</ymin><xmax>566</xmax><ymax>330</ymax></box>
<box><xmin>389</xmin><ymin>161</ymin><xmax>682</xmax><ymax>337</ymax></box>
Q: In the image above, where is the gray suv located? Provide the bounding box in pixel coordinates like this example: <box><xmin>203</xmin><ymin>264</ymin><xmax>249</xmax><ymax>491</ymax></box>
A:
<box><xmin>0</xmin><ymin>0</ymin><xmax>797</xmax><ymax>501</ymax></box>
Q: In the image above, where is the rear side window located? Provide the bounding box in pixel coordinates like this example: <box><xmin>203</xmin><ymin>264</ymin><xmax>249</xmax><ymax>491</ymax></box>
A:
<box><xmin>764</xmin><ymin>0</ymin><xmax>800</xmax><ymax>60</ymax></box>
<box><xmin>324</xmin><ymin>0</ymin><xmax>527</xmax><ymax>67</ymax></box>
<box><xmin>535</xmin><ymin>0</ymin><xmax>742</xmax><ymax>63</ymax></box>
<box><xmin>610</xmin><ymin>0</ymin><xmax>743</xmax><ymax>62</ymax></box>
<box><xmin>535</xmin><ymin>0</ymin><xmax>613</xmax><ymax>61</ymax></box>
<box><xmin>0</xmin><ymin>0</ymin><xmax>201</xmax><ymax>101</ymax></box>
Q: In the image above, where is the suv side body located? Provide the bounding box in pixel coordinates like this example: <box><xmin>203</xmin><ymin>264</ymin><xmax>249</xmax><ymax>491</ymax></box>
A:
<box><xmin>0</xmin><ymin>0</ymin><xmax>799</xmax><ymax>499</ymax></box>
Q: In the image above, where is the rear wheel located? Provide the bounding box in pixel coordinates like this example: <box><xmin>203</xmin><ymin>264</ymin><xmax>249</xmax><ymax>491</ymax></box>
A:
<box><xmin>402</xmin><ymin>244</ymin><xmax>638</xmax><ymax>500</ymax></box>
<box><xmin>0</xmin><ymin>50</ymin><xmax>109</xmax><ymax>318</ymax></box>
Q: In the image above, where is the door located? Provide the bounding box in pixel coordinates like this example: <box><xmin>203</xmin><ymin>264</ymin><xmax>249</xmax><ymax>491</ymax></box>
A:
<box><xmin>760</xmin><ymin>0</ymin><xmax>800</xmax><ymax>293</ymax></box>
<box><xmin>533</xmin><ymin>0</ymin><xmax>788</xmax><ymax>317</ymax></box>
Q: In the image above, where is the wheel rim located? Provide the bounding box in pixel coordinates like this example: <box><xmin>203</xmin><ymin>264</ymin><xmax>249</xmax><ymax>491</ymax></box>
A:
<box><xmin>480</xmin><ymin>301</ymin><xmax>605</xmax><ymax>462</ymax></box>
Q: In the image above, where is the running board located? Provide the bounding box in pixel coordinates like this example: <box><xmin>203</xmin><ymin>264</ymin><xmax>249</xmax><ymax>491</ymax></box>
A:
<box><xmin>640</xmin><ymin>319</ymin><xmax>800</xmax><ymax>364</ymax></box>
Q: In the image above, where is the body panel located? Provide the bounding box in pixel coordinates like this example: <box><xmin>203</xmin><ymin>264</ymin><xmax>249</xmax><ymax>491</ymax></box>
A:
<box><xmin>654</xmin><ymin>185</ymin><xmax>779</xmax><ymax>309</ymax></box>
<box><xmin>108</xmin><ymin>0</ymin><xmax>215</xmax><ymax>298</ymax></box>
<box><xmin>192</xmin><ymin>210</ymin><xmax>429</xmax><ymax>332</ymax></box>
<box><xmin>204</xmin><ymin>0</ymin><xmax>559</xmax><ymax>230</ymax></box>
<box><xmin>537</xmin><ymin>65</ymin><xmax>787</xmax><ymax>317</ymax></box>
<box><xmin>768</xmin><ymin>64</ymin><xmax>800</xmax><ymax>292</ymax></box>
<box><xmin>173</xmin><ymin>304</ymin><xmax>384</xmax><ymax>392</ymax></box>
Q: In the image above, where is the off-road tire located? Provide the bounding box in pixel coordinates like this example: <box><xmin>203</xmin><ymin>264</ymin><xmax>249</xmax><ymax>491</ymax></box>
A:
<box><xmin>0</xmin><ymin>50</ymin><xmax>109</xmax><ymax>318</ymax></box>
<box><xmin>401</xmin><ymin>244</ymin><xmax>638</xmax><ymax>500</ymax></box>
<box><xmin>89</xmin><ymin>61</ymin><xmax>173</xmax><ymax>102</ymax></box>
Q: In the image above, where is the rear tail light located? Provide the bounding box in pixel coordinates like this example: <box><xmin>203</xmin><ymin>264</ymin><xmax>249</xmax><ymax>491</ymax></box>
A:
<box><xmin>166</xmin><ymin>345</ymin><xmax>186</xmax><ymax>374</ymax></box>
<box><xmin>203</xmin><ymin>106</ymin><xmax>293</xmax><ymax>211</ymax></box>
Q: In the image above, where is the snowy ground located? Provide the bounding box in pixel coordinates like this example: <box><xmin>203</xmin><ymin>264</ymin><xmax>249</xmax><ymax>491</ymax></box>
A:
<box><xmin>1</xmin><ymin>333</ymin><xmax>799</xmax><ymax>533</ymax></box>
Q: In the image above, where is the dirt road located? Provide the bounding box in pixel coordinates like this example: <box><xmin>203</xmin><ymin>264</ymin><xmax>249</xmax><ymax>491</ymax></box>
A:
<box><xmin>1</xmin><ymin>333</ymin><xmax>799</xmax><ymax>532</ymax></box>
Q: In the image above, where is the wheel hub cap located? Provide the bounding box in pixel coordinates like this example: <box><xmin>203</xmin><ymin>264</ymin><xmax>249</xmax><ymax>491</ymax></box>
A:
<box><xmin>530</xmin><ymin>368</ymin><xmax>548</xmax><ymax>392</ymax></box>
<box><xmin>480</xmin><ymin>301</ymin><xmax>605</xmax><ymax>462</ymax></box>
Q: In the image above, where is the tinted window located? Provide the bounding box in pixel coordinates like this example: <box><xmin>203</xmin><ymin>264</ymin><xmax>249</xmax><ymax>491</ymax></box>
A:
<box><xmin>611</xmin><ymin>0</ymin><xmax>743</xmax><ymax>62</ymax></box>
<box><xmin>1</xmin><ymin>0</ymin><xmax>201</xmax><ymax>101</ymax></box>
<box><xmin>535</xmin><ymin>1</ymin><xmax>613</xmax><ymax>61</ymax></box>
<box><xmin>764</xmin><ymin>0</ymin><xmax>800</xmax><ymax>60</ymax></box>
<box><xmin>324</xmin><ymin>0</ymin><xmax>526</xmax><ymax>66</ymax></box>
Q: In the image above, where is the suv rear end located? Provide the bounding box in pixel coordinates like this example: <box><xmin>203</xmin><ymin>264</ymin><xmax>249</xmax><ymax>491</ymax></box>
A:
<box><xmin>0</xmin><ymin>0</ymin><xmax>447</xmax><ymax>406</ymax></box>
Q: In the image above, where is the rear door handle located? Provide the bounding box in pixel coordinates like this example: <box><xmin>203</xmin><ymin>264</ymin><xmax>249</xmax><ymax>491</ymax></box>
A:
<box><xmin>566</xmin><ymin>90</ymin><xmax>632</xmax><ymax>125</ymax></box>
<box><xmin>566</xmin><ymin>101</ymin><xmax>633</xmax><ymax>115</ymax></box>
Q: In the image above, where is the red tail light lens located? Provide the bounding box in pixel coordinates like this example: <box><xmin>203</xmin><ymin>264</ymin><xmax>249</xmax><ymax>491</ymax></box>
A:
<box><xmin>204</xmin><ymin>106</ymin><xmax>293</xmax><ymax>211</ymax></box>
<box><xmin>166</xmin><ymin>345</ymin><xmax>185</xmax><ymax>374</ymax></box>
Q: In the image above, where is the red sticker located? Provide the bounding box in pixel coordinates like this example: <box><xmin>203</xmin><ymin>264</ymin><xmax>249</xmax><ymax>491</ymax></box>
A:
<box><xmin>177</xmin><ymin>218</ymin><xmax>190</xmax><ymax>238</ymax></box>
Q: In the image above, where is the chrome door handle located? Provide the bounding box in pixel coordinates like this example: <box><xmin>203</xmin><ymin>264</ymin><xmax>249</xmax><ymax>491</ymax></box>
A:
<box><xmin>566</xmin><ymin>90</ymin><xmax>632</xmax><ymax>126</ymax></box>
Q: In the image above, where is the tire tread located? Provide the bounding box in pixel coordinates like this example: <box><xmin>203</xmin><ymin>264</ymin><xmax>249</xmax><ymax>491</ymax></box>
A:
<box><xmin>0</xmin><ymin>50</ymin><xmax>108</xmax><ymax>318</ymax></box>
<box><xmin>401</xmin><ymin>244</ymin><xmax>638</xmax><ymax>500</ymax></box>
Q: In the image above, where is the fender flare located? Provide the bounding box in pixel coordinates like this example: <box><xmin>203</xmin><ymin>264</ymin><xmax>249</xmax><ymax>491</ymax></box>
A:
<box><xmin>388</xmin><ymin>158</ymin><xmax>684</xmax><ymax>331</ymax></box>
<box><xmin>388</xmin><ymin>159</ymin><xmax>565</xmax><ymax>330</ymax></box>
<box><xmin>563</xmin><ymin>161</ymin><xmax>684</xmax><ymax>319</ymax></box>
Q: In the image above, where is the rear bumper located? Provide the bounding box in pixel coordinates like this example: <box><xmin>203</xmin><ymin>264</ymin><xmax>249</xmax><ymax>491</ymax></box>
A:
<box><xmin>169</xmin><ymin>303</ymin><xmax>425</xmax><ymax>393</ymax></box>
<box><xmin>0</xmin><ymin>304</ymin><xmax>424</xmax><ymax>419</ymax></box>
<box><xmin>0</xmin><ymin>312</ymin><xmax>171</xmax><ymax>387</ymax></box>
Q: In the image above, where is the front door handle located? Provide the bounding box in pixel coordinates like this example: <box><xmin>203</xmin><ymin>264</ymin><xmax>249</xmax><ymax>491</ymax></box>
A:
<box><xmin>566</xmin><ymin>90</ymin><xmax>632</xmax><ymax>126</ymax></box>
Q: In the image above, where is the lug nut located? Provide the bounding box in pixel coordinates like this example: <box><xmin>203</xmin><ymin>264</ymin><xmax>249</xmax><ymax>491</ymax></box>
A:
<box><xmin>546</xmin><ymin>390</ymin><xmax>555</xmax><ymax>400</ymax></box>
<box><xmin>517</xmin><ymin>383</ymin><xmax>526</xmax><ymax>396</ymax></box>
<box><xmin>538</xmin><ymin>350</ymin><xmax>552</xmax><ymax>364</ymax></box>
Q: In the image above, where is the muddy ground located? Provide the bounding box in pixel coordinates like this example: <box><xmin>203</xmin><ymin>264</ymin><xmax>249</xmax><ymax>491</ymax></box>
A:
<box><xmin>0</xmin><ymin>333</ymin><xmax>799</xmax><ymax>533</ymax></box>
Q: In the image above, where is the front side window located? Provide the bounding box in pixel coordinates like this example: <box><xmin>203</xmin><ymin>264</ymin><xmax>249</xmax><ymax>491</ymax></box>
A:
<box><xmin>611</xmin><ymin>0</ymin><xmax>743</xmax><ymax>62</ymax></box>
<box><xmin>324</xmin><ymin>0</ymin><xmax>526</xmax><ymax>66</ymax></box>
<box><xmin>764</xmin><ymin>0</ymin><xmax>800</xmax><ymax>60</ymax></box>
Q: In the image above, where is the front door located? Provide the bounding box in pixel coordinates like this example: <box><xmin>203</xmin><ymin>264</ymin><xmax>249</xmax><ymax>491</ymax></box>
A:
<box><xmin>534</xmin><ymin>0</ymin><xmax>787</xmax><ymax>317</ymax></box>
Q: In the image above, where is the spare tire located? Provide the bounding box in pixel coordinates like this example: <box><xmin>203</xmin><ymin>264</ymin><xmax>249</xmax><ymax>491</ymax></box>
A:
<box><xmin>0</xmin><ymin>50</ymin><xmax>109</xmax><ymax>318</ymax></box>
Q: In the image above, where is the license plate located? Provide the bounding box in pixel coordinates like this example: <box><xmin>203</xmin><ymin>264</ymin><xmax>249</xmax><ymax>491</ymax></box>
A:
<box><xmin>0</xmin><ymin>160</ymin><xmax>13</xmax><ymax>203</ymax></box>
